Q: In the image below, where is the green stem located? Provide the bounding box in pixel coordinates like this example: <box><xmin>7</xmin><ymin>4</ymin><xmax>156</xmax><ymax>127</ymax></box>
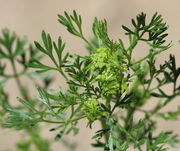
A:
<box><xmin>81</xmin><ymin>36</ymin><xmax>95</xmax><ymax>51</ymax></box>
<box><xmin>42</xmin><ymin>119</ymin><xmax>64</xmax><ymax>124</ymax></box>
<box><xmin>100</xmin><ymin>118</ymin><xmax>109</xmax><ymax>143</ymax></box>
<box><xmin>50</xmin><ymin>55</ymin><xmax>69</xmax><ymax>81</ymax></box>
<box><xmin>100</xmin><ymin>97</ymin><xmax>112</xmax><ymax>143</ymax></box>
<box><xmin>59</xmin><ymin>69</ymin><xmax>69</xmax><ymax>81</ymax></box>
<box><xmin>127</xmin><ymin>35</ymin><xmax>139</xmax><ymax>54</ymax></box>
<box><xmin>2</xmin><ymin>68</ymin><xmax>27</xmax><ymax>78</ymax></box>
<box><xmin>116</xmin><ymin>122</ymin><xmax>138</xmax><ymax>145</ymax></box>
<box><xmin>70</xmin><ymin>115</ymin><xmax>86</xmax><ymax>123</ymax></box>
<box><xmin>124</xmin><ymin>107</ymin><xmax>135</xmax><ymax>131</ymax></box>
<box><xmin>10</xmin><ymin>59</ymin><xmax>29</xmax><ymax>100</ymax></box>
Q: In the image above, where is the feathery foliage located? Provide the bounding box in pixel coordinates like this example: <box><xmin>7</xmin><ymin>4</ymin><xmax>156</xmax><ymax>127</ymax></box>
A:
<box><xmin>0</xmin><ymin>11</ymin><xmax>180</xmax><ymax>151</ymax></box>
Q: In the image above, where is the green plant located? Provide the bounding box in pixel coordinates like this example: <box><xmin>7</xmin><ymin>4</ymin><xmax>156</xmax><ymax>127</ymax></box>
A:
<box><xmin>0</xmin><ymin>11</ymin><xmax>180</xmax><ymax>151</ymax></box>
<box><xmin>0</xmin><ymin>29</ymin><xmax>52</xmax><ymax>151</ymax></box>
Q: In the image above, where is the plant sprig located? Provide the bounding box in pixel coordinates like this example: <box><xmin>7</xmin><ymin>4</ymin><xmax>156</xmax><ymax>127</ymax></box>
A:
<box><xmin>1</xmin><ymin>11</ymin><xmax>180</xmax><ymax>151</ymax></box>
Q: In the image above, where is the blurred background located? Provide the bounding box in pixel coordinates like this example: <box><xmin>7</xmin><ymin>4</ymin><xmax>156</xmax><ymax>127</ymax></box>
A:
<box><xmin>0</xmin><ymin>0</ymin><xmax>180</xmax><ymax>150</ymax></box>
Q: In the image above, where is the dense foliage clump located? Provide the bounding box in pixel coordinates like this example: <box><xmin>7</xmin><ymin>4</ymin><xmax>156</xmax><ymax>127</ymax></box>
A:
<box><xmin>0</xmin><ymin>11</ymin><xmax>180</xmax><ymax>151</ymax></box>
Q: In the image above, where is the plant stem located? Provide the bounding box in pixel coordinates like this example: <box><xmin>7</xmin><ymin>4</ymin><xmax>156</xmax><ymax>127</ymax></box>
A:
<box><xmin>10</xmin><ymin>59</ymin><xmax>29</xmax><ymax>100</ymax></box>
<box><xmin>81</xmin><ymin>36</ymin><xmax>95</xmax><ymax>51</ymax></box>
<box><xmin>100</xmin><ymin>118</ymin><xmax>109</xmax><ymax>143</ymax></box>
<box><xmin>42</xmin><ymin>119</ymin><xmax>64</xmax><ymax>124</ymax></box>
